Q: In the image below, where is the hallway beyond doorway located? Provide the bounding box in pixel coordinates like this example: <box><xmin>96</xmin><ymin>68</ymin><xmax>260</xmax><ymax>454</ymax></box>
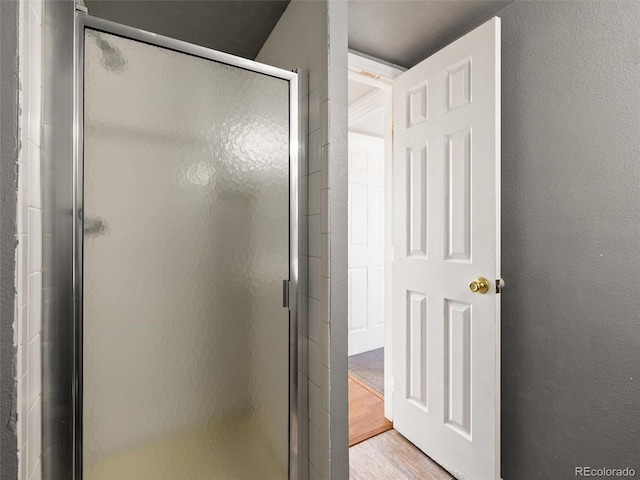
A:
<box><xmin>348</xmin><ymin>348</ymin><xmax>384</xmax><ymax>394</ymax></box>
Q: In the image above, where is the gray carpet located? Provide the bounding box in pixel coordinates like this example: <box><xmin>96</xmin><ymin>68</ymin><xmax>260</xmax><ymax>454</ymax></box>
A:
<box><xmin>348</xmin><ymin>348</ymin><xmax>384</xmax><ymax>395</ymax></box>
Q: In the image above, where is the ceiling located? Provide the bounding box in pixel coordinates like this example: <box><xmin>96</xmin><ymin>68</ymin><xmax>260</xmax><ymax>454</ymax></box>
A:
<box><xmin>84</xmin><ymin>1</ymin><xmax>513</xmax><ymax>69</ymax></box>
<box><xmin>348</xmin><ymin>0</ymin><xmax>513</xmax><ymax>68</ymax></box>
<box><xmin>84</xmin><ymin>0</ymin><xmax>290</xmax><ymax>59</ymax></box>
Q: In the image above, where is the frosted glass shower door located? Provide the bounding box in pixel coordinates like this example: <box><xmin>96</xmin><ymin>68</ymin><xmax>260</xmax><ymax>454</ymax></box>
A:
<box><xmin>82</xmin><ymin>29</ymin><xmax>291</xmax><ymax>480</ymax></box>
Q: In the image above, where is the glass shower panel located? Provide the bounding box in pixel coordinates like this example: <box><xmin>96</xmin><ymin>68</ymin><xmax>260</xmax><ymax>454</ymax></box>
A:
<box><xmin>82</xmin><ymin>30</ymin><xmax>290</xmax><ymax>480</ymax></box>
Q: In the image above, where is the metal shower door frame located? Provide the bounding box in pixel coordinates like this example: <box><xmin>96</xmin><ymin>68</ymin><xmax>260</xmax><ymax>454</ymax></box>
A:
<box><xmin>69</xmin><ymin>12</ymin><xmax>300</xmax><ymax>480</ymax></box>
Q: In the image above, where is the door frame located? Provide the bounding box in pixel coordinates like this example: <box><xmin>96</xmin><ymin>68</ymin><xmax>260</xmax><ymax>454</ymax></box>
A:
<box><xmin>347</xmin><ymin>51</ymin><xmax>403</xmax><ymax>419</ymax></box>
<box><xmin>43</xmin><ymin>7</ymin><xmax>301</xmax><ymax>479</ymax></box>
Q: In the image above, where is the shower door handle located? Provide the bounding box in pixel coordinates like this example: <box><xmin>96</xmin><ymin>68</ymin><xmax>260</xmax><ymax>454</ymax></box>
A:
<box><xmin>282</xmin><ymin>280</ymin><xmax>290</xmax><ymax>308</ymax></box>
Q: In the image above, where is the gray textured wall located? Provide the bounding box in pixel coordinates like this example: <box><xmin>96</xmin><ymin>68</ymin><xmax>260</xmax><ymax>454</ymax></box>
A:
<box><xmin>499</xmin><ymin>2</ymin><xmax>640</xmax><ymax>478</ymax></box>
<box><xmin>0</xmin><ymin>0</ymin><xmax>19</xmax><ymax>478</ymax></box>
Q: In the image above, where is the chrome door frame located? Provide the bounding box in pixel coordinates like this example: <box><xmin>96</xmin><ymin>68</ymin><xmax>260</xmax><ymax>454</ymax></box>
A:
<box><xmin>47</xmin><ymin>8</ymin><xmax>300</xmax><ymax>479</ymax></box>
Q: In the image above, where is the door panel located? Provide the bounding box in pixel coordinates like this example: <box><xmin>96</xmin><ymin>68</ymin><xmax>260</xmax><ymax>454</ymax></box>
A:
<box><xmin>348</xmin><ymin>133</ymin><xmax>385</xmax><ymax>356</ymax></box>
<box><xmin>392</xmin><ymin>18</ymin><xmax>501</xmax><ymax>480</ymax></box>
<box><xmin>82</xmin><ymin>29</ymin><xmax>290</xmax><ymax>479</ymax></box>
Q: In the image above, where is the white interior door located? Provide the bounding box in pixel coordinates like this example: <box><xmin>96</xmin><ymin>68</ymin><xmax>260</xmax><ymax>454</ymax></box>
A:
<box><xmin>391</xmin><ymin>18</ymin><xmax>501</xmax><ymax>480</ymax></box>
<box><xmin>348</xmin><ymin>133</ymin><xmax>385</xmax><ymax>356</ymax></box>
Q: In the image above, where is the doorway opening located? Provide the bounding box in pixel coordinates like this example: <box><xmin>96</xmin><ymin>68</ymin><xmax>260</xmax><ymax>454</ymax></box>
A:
<box><xmin>346</xmin><ymin>53</ymin><xmax>393</xmax><ymax>449</ymax></box>
<box><xmin>346</xmin><ymin>18</ymin><xmax>501</xmax><ymax>477</ymax></box>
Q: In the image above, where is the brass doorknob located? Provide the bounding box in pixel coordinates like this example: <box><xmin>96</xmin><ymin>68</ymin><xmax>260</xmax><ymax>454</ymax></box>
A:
<box><xmin>469</xmin><ymin>277</ymin><xmax>490</xmax><ymax>294</ymax></box>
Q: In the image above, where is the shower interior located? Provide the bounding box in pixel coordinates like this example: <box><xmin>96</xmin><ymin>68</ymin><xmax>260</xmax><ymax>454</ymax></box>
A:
<box><xmin>77</xmin><ymin>19</ymin><xmax>297</xmax><ymax>480</ymax></box>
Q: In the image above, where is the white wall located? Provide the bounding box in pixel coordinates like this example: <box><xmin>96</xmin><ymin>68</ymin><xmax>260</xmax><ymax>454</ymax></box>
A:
<box><xmin>257</xmin><ymin>1</ymin><xmax>349</xmax><ymax>478</ymax></box>
<box><xmin>15</xmin><ymin>0</ymin><xmax>43</xmax><ymax>479</ymax></box>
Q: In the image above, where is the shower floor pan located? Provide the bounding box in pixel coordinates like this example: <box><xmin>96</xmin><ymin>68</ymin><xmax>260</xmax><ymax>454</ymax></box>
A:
<box><xmin>84</xmin><ymin>415</ymin><xmax>287</xmax><ymax>480</ymax></box>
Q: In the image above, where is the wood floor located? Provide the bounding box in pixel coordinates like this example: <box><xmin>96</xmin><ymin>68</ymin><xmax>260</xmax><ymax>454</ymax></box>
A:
<box><xmin>348</xmin><ymin>366</ymin><xmax>453</xmax><ymax>479</ymax></box>
<box><xmin>349</xmin><ymin>429</ymin><xmax>455</xmax><ymax>480</ymax></box>
<box><xmin>348</xmin><ymin>374</ymin><xmax>392</xmax><ymax>446</ymax></box>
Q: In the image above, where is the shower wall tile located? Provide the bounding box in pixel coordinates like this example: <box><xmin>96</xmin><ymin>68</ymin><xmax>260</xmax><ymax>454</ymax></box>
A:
<box><xmin>299</xmin><ymin>333</ymin><xmax>309</xmax><ymax>382</ymax></box>
<box><xmin>321</xmin><ymin>100</ymin><xmax>329</xmax><ymax>146</ymax></box>
<box><xmin>300</xmin><ymin>371</ymin><xmax>310</xmax><ymax>480</ymax></box>
<box><xmin>322</xmin><ymin>409</ymin><xmax>330</xmax><ymax>457</ymax></box>
<box><xmin>307</xmin><ymin>43</ymin><xmax>323</xmax><ymax>94</ymax></box>
<box><xmin>18</xmin><ymin>10</ymin><xmax>28</xmax><ymax>73</ymax></box>
<box><xmin>321</xmin><ymin>278</ymin><xmax>329</xmax><ymax>324</ymax></box>
<box><xmin>321</xmin><ymin>189</ymin><xmax>330</xmax><ymax>234</ymax></box>
<box><xmin>309</xmin><ymin>257</ymin><xmax>321</xmax><ymax>301</ymax></box>
<box><xmin>16</xmin><ymin>2</ymin><xmax>44</xmax><ymax>479</ymax></box>
<box><xmin>29</xmin><ymin>462</ymin><xmax>41</xmax><ymax>480</ymax></box>
<box><xmin>28</xmin><ymin>6</ymin><xmax>42</xmax><ymax>82</ymax></box>
<box><xmin>31</xmin><ymin>0</ymin><xmax>42</xmax><ymax>22</ymax></box>
<box><xmin>299</xmin><ymin>175</ymin><xmax>308</xmax><ymax>216</ymax></box>
<box><xmin>321</xmin><ymin>234</ymin><xmax>330</xmax><ymax>278</ymax></box>
<box><xmin>299</xmin><ymin>216</ymin><xmax>309</xmax><ymax>256</ymax></box>
<box><xmin>321</xmin><ymin>365</ymin><xmax>330</xmax><ymax>413</ymax></box>
<box><xmin>309</xmin><ymin>87</ymin><xmax>322</xmax><ymax>134</ymax></box>
<box><xmin>308</xmin><ymin>298</ymin><xmax>321</xmax><ymax>344</ymax></box>
<box><xmin>16</xmin><ymin>236</ymin><xmax>27</xmax><ymax>305</ymax></box>
<box><xmin>321</xmin><ymin>145</ymin><xmax>329</xmax><ymax>189</ymax></box>
<box><xmin>309</xmin><ymin>129</ymin><xmax>322</xmax><ymax>174</ymax></box>
<box><xmin>308</xmin><ymin>339</ymin><xmax>322</xmax><ymax>387</ymax></box>
<box><xmin>308</xmin><ymin>172</ymin><xmax>321</xmax><ymax>215</ymax></box>
<box><xmin>19</xmin><ymin>369</ymin><xmax>28</xmax><ymax>446</ymax></box>
<box><xmin>256</xmin><ymin>1</ymin><xmax>331</xmax><ymax>477</ymax></box>
<box><xmin>320</xmin><ymin>12</ymin><xmax>329</xmax><ymax>104</ymax></box>
<box><xmin>27</xmin><ymin>335</ymin><xmax>41</xmax><ymax>407</ymax></box>
<box><xmin>28</xmin><ymin>142</ymin><xmax>41</xmax><ymax>208</ymax></box>
<box><xmin>27</xmin><ymin>273</ymin><xmax>40</xmax><ymax>339</ymax></box>
<box><xmin>17</xmin><ymin>152</ymin><xmax>28</xmax><ymax>234</ymax></box>
<box><xmin>321</xmin><ymin>322</ymin><xmax>330</xmax><ymax>368</ymax></box>
<box><xmin>309</xmin><ymin>422</ymin><xmax>321</xmax><ymax>472</ymax></box>
<box><xmin>308</xmin><ymin>215</ymin><xmax>321</xmax><ymax>258</ymax></box>
<box><xmin>309</xmin><ymin>381</ymin><xmax>322</xmax><ymax>428</ymax></box>
<box><xmin>17</xmin><ymin>306</ymin><xmax>27</xmax><ymax>378</ymax></box>
<box><xmin>18</xmin><ymin>447</ymin><xmax>26</xmax><ymax>480</ymax></box>
<box><xmin>27</xmin><ymin>397</ymin><xmax>41</xmax><ymax>477</ymax></box>
<box><xmin>310</xmin><ymin>465</ymin><xmax>321</xmax><ymax>480</ymax></box>
<box><xmin>299</xmin><ymin>256</ymin><xmax>309</xmax><ymax>297</ymax></box>
<box><xmin>28</xmin><ymin>75</ymin><xmax>41</xmax><ymax>145</ymax></box>
<box><xmin>27</xmin><ymin>209</ymin><xmax>41</xmax><ymax>273</ymax></box>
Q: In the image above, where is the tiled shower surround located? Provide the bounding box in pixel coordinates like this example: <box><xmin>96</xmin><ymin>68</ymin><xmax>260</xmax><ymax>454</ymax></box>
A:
<box><xmin>15</xmin><ymin>0</ymin><xmax>44</xmax><ymax>479</ymax></box>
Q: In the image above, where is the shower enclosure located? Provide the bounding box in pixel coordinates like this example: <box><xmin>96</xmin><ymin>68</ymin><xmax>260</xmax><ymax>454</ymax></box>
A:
<box><xmin>43</xmin><ymin>7</ymin><xmax>299</xmax><ymax>480</ymax></box>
